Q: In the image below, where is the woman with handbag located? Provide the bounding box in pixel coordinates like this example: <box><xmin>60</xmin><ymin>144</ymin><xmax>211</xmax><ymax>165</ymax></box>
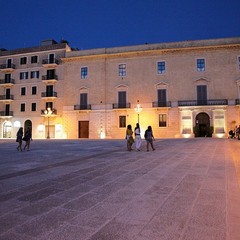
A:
<box><xmin>126</xmin><ymin>125</ymin><xmax>134</xmax><ymax>151</ymax></box>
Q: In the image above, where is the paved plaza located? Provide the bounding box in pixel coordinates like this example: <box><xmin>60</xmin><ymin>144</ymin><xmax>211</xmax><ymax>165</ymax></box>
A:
<box><xmin>0</xmin><ymin>138</ymin><xmax>240</xmax><ymax>240</ymax></box>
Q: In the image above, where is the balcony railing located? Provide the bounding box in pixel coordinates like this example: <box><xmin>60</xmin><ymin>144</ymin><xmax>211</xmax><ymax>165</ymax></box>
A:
<box><xmin>40</xmin><ymin>109</ymin><xmax>57</xmax><ymax>115</ymax></box>
<box><xmin>152</xmin><ymin>101</ymin><xmax>172</xmax><ymax>108</ymax></box>
<box><xmin>0</xmin><ymin>95</ymin><xmax>14</xmax><ymax>100</ymax></box>
<box><xmin>178</xmin><ymin>99</ymin><xmax>228</xmax><ymax>107</ymax></box>
<box><xmin>74</xmin><ymin>104</ymin><xmax>91</xmax><ymax>110</ymax></box>
<box><xmin>112</xmin><ymin>103</ymin><xmax>131</xmax><ymax>109</ymax></box>
<box><xmin>0</xmin><ymin>64</ymin><xmax>16</xmax><ymax>70</ymax></box>
<box><xmin>42</xmin><ymin>59</ymin><xmax>59</xmax><ymax>65</ymax></box>
<box><xmin>41</xmin><ymin>92</ymin><xmax>57</xmax><ymax>98</ymax></box>
<box><xmin>42</xmin><ymin>75</ymin><xmax>58</xmax><ymax>81</ymax></box>
<box><xmin>0</xmin><ymin>111</ymin><xmax>13</xmax><ymax>116</ymax></box>
<box><xmin>0</xmin><ymin>78</ymin><xmax>15</xmax><ymax>85</ymax></box>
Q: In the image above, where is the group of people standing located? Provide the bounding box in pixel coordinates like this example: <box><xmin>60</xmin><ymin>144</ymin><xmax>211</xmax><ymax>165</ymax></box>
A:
<box><xmin>126</xmin><ymin>124</ymin><xmax>155</xmax><ymax>152</ymax></box>
<box><xmin>16</xmin><ymin>127</ymin><xmax>32</xmax><ymax>151</ymax></box>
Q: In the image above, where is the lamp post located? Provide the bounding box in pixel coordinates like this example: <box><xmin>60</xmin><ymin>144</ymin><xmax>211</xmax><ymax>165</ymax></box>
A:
<box><xmin>134</xmin><ymin>100</ymin><xmax>142</xmax><ymax>124</ymax></box>
<box><xmin>44</xmin><ymin>107</ymin><xmax>52</xmax><ymax>139</ymax></box>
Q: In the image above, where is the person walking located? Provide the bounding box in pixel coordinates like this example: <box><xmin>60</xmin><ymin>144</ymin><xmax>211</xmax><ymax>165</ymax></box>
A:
<box><xmin>134</xmin><ymin>123</ymin><xmax>142</xmax><ymax>151</ymax></box>
<box><xmin>16</xmin><ymin>127</ymin><xmax>23</xmax><ymax>151</ymax></box>
<box><xmin>23</xmin><ymin>127</ymin><xmax>32</xmax><ymax>151</ymax></box>
<box><xmin>144</xmin><ymin>126</ymin><xmax>155</xmax><ymax>151</ymax></box>
<box><xmin>126</xmin><ymin>124</ymin><xmax>134</xmax><ymax>151</ymax></box>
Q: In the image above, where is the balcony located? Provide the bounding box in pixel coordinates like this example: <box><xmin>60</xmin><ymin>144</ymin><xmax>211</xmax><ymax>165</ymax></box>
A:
<box><xmin>0</xmin><ymin>64</ymin><xmax>16</xmax><ymax>72</ymax></box>
<box><xmin>0</xmin><ymin>95</ymin><xmax>14</xmax><ymax>102</ymax></box>
<box><xmin>178</xmin><ymin>99</ymin><xmax>228</xmax><ymax>107</ymax></box>
<box><xmin>152</xmin><ymin>101</ymin><xmax>172</xmax><ymax>108</ymax></box>
<box><xmin>74</xmin><ymin>104</ymin><xmax>91</xmax><ymax>110</ymax></box>
<box><xmin>0</xmin><ymin>78</ymin><xmax>15</xmax><ymax>87</ymax></box>
<box><xmin>40</xmin><ymin>109</ymin><xmax>57</xmax><ymax>116</ymax></box>
<box><xmin>42</xmin><ymin>58</ymin><xmax>59</xmax><ymax>67</ymax></box>
<box><xmin>0</xmin><ymin>111</ymin><xmax>13</xmax><ymax>118</ymax></box>
<box><xmin>41</xmin><ymin>92</ymin><xmax>57</xmax><ymax>99</ymax></box>
<box><xmin>42</xmin><ymin>75</ymin><xmax>58</xmax><ymax>83</ymax></box>
<box><xmin>112</xmin><ymin>103</ymin><xmax>131</xmax><ymax>109</ymax></box>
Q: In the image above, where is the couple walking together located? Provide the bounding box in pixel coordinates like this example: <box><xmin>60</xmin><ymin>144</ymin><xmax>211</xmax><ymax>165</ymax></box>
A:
<box><xmin>126</xmin><ymin>124</ymin><xmax>155</xmax><ymax>151</ymax></box>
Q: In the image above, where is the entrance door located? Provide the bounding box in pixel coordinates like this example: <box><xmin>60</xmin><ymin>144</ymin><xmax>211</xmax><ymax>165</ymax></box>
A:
<box><xmin>78</xmin><ymin>121</ymin><xmax>89</xmax><ymax>138</ymax></box>
<box><xmin>3</xmin><ymin>121</ymin><xmax>12</xmax><ymax>138</ymax></box>
<box><xmin>195</xmin><ymin>113</ymin><xmax>211</xmax><ymax>137</ymax></box>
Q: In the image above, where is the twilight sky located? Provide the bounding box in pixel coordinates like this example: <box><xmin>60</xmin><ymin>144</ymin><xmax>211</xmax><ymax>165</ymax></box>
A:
<box><xmin>1</xmin><ymin>0</ymin><xmax>240</xmax><ymax>50</ymax></box>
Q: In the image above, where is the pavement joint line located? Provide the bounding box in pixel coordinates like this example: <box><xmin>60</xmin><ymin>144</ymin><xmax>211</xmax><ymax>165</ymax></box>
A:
<box><xmin>0</xmin><ymin>148</ymin><xmax>121</xmax><ymax>181</ymax></box>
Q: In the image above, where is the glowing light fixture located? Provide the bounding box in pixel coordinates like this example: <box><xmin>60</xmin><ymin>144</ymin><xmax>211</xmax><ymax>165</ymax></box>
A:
<box><xmin>134</xmin><ymin>100</ymin><xmax>142</xmax><ymax>124</ymax></box>
<box><xmin>44</xmin><ymin>108</ymin><xmax>52</xmax><ymax>139</ymax></box>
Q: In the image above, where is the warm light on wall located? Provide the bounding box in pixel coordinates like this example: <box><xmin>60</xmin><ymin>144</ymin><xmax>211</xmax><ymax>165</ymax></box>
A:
<box><xmin>100</xmin><ymin>131</ymin><xmax>105</xmax><ymax>139</ymax></box>
<box><xmin>13</xmin><ymin>121</ymin><xmax>21</xmax><ymax>128</ymax></box>
<box><xmin>183</xmin><ymin>134</ymin><xmax>191</xmax><ymax>138</ymax></box>
<box><xmin>38</xmin><ymin>124</ymin><xmax>44</xmax><ymax>132</ymax></box>
<box><xmin>216</xmin><ymin>133</ymin><xmax>225</xmax><ymax>138</ymax></box>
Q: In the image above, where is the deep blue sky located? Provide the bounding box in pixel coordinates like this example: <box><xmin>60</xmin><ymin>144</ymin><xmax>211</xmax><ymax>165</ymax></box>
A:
<box><xmin>1</xmin><ymin>0</ymin><xmax>240</xmax><ymax>50</ymax></box>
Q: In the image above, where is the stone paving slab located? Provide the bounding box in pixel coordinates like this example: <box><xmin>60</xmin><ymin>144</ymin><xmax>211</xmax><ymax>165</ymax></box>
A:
<box><xmin>0</xmin><ymin>138</ymin><xmax>240</xmax><ymax>240</ymax></box>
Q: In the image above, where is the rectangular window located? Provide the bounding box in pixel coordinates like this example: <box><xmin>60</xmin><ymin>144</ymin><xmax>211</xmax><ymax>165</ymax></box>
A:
<box><xmin>159</xmin><ymin>114</ymin><xmax>167</xmax><ymax>127</ymax></box>
<box><xmin>32</xmin><ymin>86</ymin><xmax>37</xmax><ymax>95</ymax></box>
<box><xmin>31</xmin><ymin>103</ymin><xmax>36</xmax><ymax>111</ymax></box>
<box><xmin>80</xmin><ymin>93</ymin><xmax>88</xmax><ymax>109</ymax></box>
<box><xmin>197</xmin><ymin>85</ymin><xmax>207</xmax><ymax>105</ymax></box>
<box><xmin>81</xmin><ymin>67</ymin><xmax>88</xmax><ymax>79</ymax></box>
<box><xmin>21</xmin><ymin>87</ymin><xmax>26</xmax><ymax>96</ymax></box>
<box><xmin>119</xmin><ymin>116</ymin><xmax>126</xmax><ymax>128</ymax></box>
<box><xmin>118</xmin><ymin>91</ymin><xmax>127</xmax><ymax>108</ymax></box>
<box><xmin>158</xmin><ymin>89</ymin><xmax>167</xmax><ymax>107</ymax></box>
<box><xmin>157</xmin><ymin>61</ymin><xmax>166</xmax><ymax>74</ymax></box>
<box><xmin>30</xmin><ymin>71</ymin><xmax>39</xmax><ymax>79</ymax></box>
<box><xmin>20</xmin><ymin>57</ymin><xmax>27</xmax><ymax>65</ymax></box>
<box><xmin>197</xmin><ymin>59</ymin><xmax>205</xmax><ymax>72</ymax></box>
<box><xmin>238</xmin><ymin>56</ymin><xmax>240</xmax><ymax>69</ymax></box>
<box><xmin>118</xmin><ymin>64</ymin><xmax>126</xmax><ymax>76</ymax></box>
<box><xmin>20</xmin><ymin>72</ymin><xmax>28</xmax><ymax>80</ymax></box>
<box><xmin>21</xmin><ymin>103</ymin><xmax>25</xmax><ymax>112</ymax></box>
<box><xmin>31</xmin><ymin>56</ymin><xmax>38</xmax><ymax>63</ymax></box>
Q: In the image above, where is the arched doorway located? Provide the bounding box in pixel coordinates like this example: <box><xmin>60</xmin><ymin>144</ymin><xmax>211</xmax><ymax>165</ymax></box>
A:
<box><xmin>195</xmin><ymin>113</ymin><xmax>211</xmax><ymax>137</ymax></box>
<box><xmin>24</xmin><ymin>120</ymin><xmax>32</xmax><ymax>134</ymax></box>
<box><xmin>3</xmin><ymin>121</ymin><xmax>12</xmax><ymax>138</ymax></box>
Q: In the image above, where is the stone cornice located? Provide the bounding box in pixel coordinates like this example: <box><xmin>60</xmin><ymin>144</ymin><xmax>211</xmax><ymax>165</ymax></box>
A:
<box><xmin>62</xmin><ymin>42</ymin><xmax>240</xmax><ymax>62</ymax></box>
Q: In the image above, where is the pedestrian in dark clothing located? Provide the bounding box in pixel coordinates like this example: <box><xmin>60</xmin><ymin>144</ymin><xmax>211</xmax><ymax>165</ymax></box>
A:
<box><xmin>23</xmin><ymin>128</ymin><xmax>32</xmax><ymax>151</ymax></box>
<box><xmin>16</xmin><ymin>127</ymin><xmax>23</xmax><ymax>151</ymax></box>
<box><xmin>144</xmin><ymin>126</ymin><xmax>155</xmax><ymax>151</ymax></box>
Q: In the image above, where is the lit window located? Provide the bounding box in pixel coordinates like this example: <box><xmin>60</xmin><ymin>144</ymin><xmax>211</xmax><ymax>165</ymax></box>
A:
<box><xmin>159</xmin><ymin>114</ymin><xmax>167</xmax><ymax>127</ymax></box>
<box><xmin>20</xmin><ymin>72</ymin><xmax>28</xmax><ymax>80</ymax></box>
<box><xmin>157</xmin><ymin>61</ymin><xmax>166</xmax><ymax>74</ymax></box>
<box><xmin>81</xmin><ymin>67</ymin><xmax>88</xmax><ymax>79</ymax></box>
<box><xmin>30</xmin><ymin>71</ymin><xmax>39</xmax><ymax>79</ymax></box>
<box><xmin>119</xmin><ymin>64</ymin><xmax>126</xmax><ymax>76</ymax></box>
<box><xmin>197</xmin><ymin>59</ymin><xmax>205</xmax><ymax>72</ymax></box>
<box><xmin>119</xmin><ymin>116</ymin><xmax>126</xmax><ymax>128</ymax></box>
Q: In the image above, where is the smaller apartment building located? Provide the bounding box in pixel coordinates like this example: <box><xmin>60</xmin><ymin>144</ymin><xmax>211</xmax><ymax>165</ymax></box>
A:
<box><xmin>0</xmin><ymin>40</ymin><xmax>71</xmax><ymax>139</ymax></box>
<box><xmin>0</xmin><ymin>37</ymin><xmax>240</xmax><ymax>139</ymax></box>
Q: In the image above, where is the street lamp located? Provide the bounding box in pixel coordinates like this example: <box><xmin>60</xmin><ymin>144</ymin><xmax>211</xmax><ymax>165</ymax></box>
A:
<box><xmin>134</xmin><ymin>100</ymin><xmax>142</xmax><ymax>124</ymax></box>
<box><xmin>44</xmin><ymin>107</ymin><xmax>52</xmax><ymax>139</ymax></box>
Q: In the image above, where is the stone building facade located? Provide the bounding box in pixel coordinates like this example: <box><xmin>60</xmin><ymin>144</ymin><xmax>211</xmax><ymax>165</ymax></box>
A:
<box><xmin>0</xmin><ymin>37</ymin><xmax>240</xmax><ymax>139</ymax></box>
